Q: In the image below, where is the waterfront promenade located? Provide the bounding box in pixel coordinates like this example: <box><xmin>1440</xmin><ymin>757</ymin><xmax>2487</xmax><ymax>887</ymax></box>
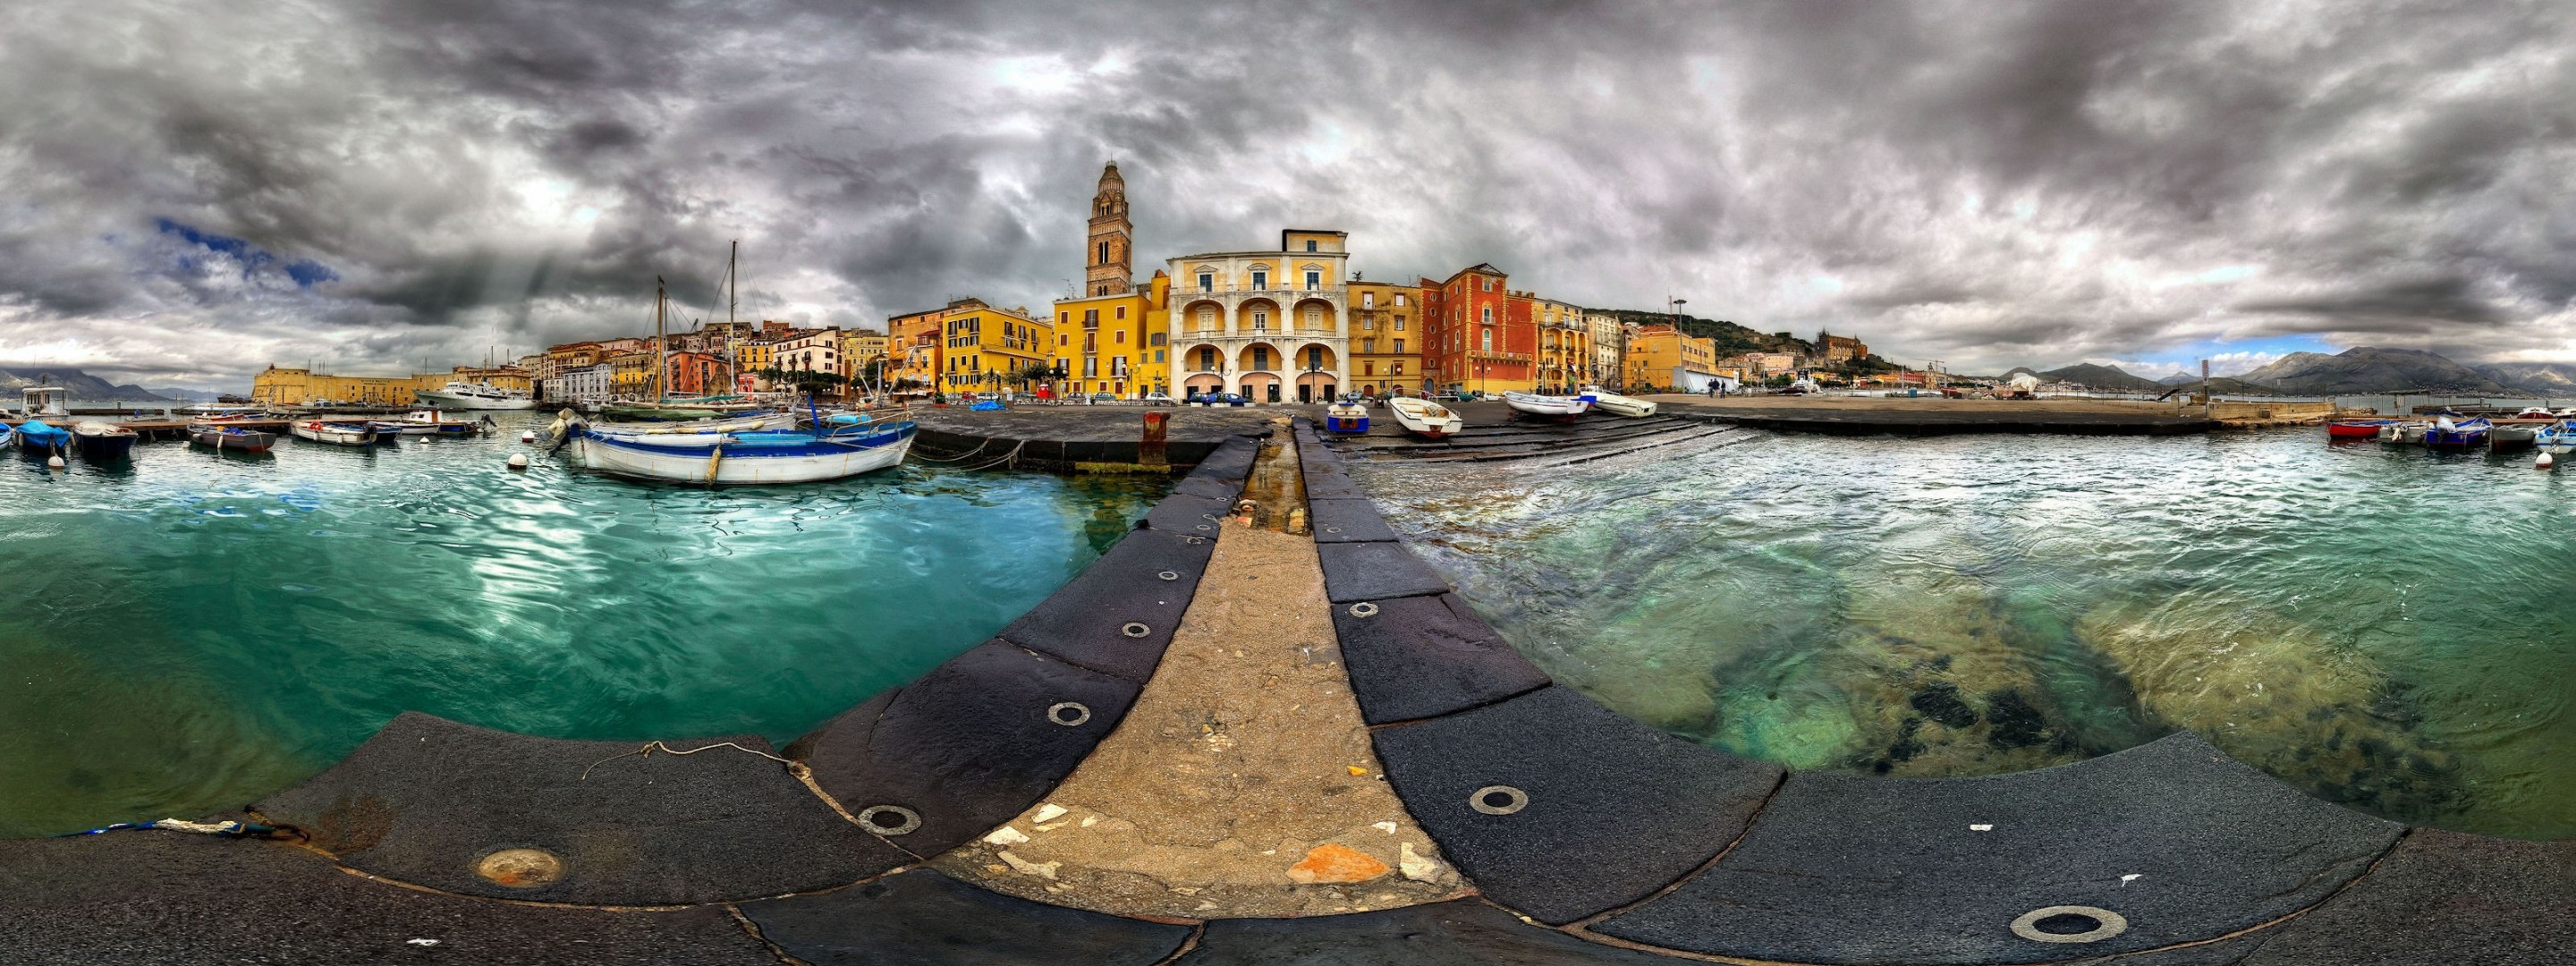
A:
<box><xmin>0</xmin><ymin>415</ymin><xmax>2564</xmax><ymax>964</ymax></box>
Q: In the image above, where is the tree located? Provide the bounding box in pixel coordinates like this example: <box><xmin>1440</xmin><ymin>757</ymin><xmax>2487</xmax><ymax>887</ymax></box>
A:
<box><xmin>1012</xmin><ymin>361</ymin><xmax>1054</xmax><ymax>393</ymax></box>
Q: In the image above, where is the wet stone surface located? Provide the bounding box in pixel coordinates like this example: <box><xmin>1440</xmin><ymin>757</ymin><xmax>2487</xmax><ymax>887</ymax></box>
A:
<box><xmin>250</xmin><ymin>711</ymin><xmax>890</xmax><ymax>905</ymax></box>
<box><xmin>1371</xmin><ymin>685</ymin><xmax>1784</xmax><ymax>925</ymax></box>
<box><xmin>1592</xmin><ymin>731</ymin><xmax>2403</xmax><ymax>964</ymax></box>
<box><xmin>1181</xmin><ymin>899</ymin><xmax>1684</xmax><ymax>965</ymax></box>
<box><xmin>740</xmin><ymin>869</ymin><xmax>1192</xmax><ymax>966</ymax></box>
<box><xmin>0</xmin><ymin>830</ymin><xmax>775</xmax><ymax>965</ymax></box>
<box><xmin>997</xmin><ymin>526</ymin><xmax>1216</xmax><ymax>682</ymax></box>
<box><xmin>1332</xmin><ymin>592</ymin><xmax>1550</xmax><ymax>725</ymax></box>
<box><xmin>1316</xmin><ymin>540</ymin><xmax>1453</xmax><ymax>603</ymax></box>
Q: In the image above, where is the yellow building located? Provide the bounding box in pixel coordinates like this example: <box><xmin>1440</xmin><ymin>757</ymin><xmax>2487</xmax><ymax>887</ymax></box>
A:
<box><xmin>888</xmin><ymin>305</ymin><xmax>948</xmax><ymax>391</ymax></box>
<box><xmin>607</xmin><ymin>351</ymin><xmax>655</xmax><ymax>397</ymax></box>
<box><xmin>1623</xmin><ymin>324</ymin><xmax>1719</xmax><ymax>392</ymax></box>
<box><xmin>731</xmin><ymin>338</ymin><xmax>775</xmax><ymax>389</ymax></box>
<box><xmin>1050</xmin><ymin>271</ymin><xmax>1170</xmax><ymax>398</ymax></box>
<box><xmin>252</xmin><ymin>366</ymin><xmax>419</xmax><ymax>406</ymax></box>
<box><xmin>844</xmin><ymin>331</ymin><xmax>888</xmax><ymax>378</ymax></box>
<box><xmin>939</xmin><ymin>301</ymin><xmax>1055</xmax><ymax>395</ymax></box>
<box><xmin>1346</xmin><ymin>280</ymin><xmax>1428</xmax><ymax>397</ymax></box>
<box><xmin>1534</xmin><ymin>298</ymin><xmax>1590</xmax><ymax>394</ymax></box>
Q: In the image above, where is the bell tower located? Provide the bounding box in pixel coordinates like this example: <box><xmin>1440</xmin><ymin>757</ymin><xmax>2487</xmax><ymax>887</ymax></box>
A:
<box><xmin>1085</xmin><ymin>162</ymin><xmax>1132</xmax><ymax>296</ymax></box>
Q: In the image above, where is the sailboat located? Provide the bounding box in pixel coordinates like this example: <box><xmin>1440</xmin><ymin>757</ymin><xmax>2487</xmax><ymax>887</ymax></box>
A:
<box><xmin>600</xmin><ymin>261</ymin><xmax>769</xmax><ymax>421</ymax></box>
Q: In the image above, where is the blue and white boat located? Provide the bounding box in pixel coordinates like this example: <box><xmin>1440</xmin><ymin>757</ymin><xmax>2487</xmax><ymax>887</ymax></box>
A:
<box><xmin>2536</xmin><ymin>419</ymin><xmax>2575</xmax><ymax>455</ymax></box>
<box><xmin>2423</xmin><ymin>415</ymin><xmax>2492</xmax><ymax>452</ymax></box>
<box><xmin>14</xmin><ymin>419</ymin><xmax>71</xmax><ymax>455</ymax></box>
<box><xmin>558</xmin><ymin>417</ymin><xmax>915</xmax><ymax>484</ymax></box>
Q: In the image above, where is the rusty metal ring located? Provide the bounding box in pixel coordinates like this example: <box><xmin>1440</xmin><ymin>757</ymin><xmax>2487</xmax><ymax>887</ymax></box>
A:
<box><xmin>1348</xmin><ymin>602</ymin><xmax>1379</xmax><ymax>618</ymax></box>
<box><xmin>856</xmin><ymin>805</ymin><xmax>921</xmax><ymax>835</ymax></box>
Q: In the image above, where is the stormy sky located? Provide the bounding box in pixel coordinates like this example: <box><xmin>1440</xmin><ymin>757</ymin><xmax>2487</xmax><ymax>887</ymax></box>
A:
<box><xmin>4</xmin><ymin>0</ymin><xmax>2574</xmax><ymax>387</ymax></box>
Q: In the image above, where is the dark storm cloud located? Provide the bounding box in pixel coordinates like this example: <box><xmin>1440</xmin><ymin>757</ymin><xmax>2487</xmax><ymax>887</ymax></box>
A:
<box><xmin>3</xmin><ymin>0</ymin><xmax>2575</xmax><ymax>386</ymax></box>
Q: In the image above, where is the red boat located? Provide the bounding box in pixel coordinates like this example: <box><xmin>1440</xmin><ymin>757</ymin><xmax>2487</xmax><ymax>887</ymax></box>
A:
<box><xmin>2327</xmin><ymin>419</ymin><xmax>2392</xmax><ymax>439</ymax></box>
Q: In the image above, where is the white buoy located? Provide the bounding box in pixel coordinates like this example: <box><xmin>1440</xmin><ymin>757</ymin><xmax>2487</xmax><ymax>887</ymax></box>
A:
<box><xmin>505</xmin><ymin>453</ymin><xmax>530</xmax><ymax>471</ymax></box>
<box><xmin>2538</xmin><ymin>452</ymin><xmax>2555</xmax><ymax>470</ymax></box>
<box><xmin>519</xmin><ymin>430</ymin><xmax>537</xmax><ymax>443</ymax></box>
<box><xmin>45</xmin><ymin>454</ymin><xmax>64</xmax><ymax>470</ymax></box>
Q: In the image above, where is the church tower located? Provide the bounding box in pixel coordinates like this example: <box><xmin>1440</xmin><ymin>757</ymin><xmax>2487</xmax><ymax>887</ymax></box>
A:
<box><xmin>1085</xmin><ymin>162</ymin><xmax>1132</xmax><ymax>296</ymax></box>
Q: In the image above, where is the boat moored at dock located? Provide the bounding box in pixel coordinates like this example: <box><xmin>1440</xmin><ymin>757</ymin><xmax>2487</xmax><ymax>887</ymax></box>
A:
<box><xmin>2327</xmin><ymin>418</ymin><xmax>2392</xmax><ymax>438</ymax></box>
<box><xmin>69</xmin><ymin>421</ymin><xmax>139</xmax><ymax>460</ymax></box>
<box><xmin>556</xmin><ymin>415</ymin><xmax>916</xmax><ymax>485</ymax></box>
<box><xmin>2423</xmin><ymin>415</ymin><xmax>2492</xmax><ymax>452</ymax></box>
<box><xmin>13</xmin><ymin>419</ymin><xmax>71</xmax><ymax>455</ymax></box>
<box><xmin>290</xmin><ymin>420</ymin><xmax>378</xmax><ymax>447</ymax></box>
<box><xmin>188</xmin><ymin>424</ymin><xmax>278</xmax><ymax>453</ymax></box>
<box><xmin>413</xmin><ymin>380</ymin><xmax>537</xmax><ymax>411</ymax></box>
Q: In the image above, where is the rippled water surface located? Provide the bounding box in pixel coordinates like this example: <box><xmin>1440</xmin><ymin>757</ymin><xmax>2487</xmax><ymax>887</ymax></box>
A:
<box><xmin>1353</xmin><ymin>430</ymin><xmax>2575</xmax><ymax>839</ymax></box>
<box><xmin>0</xmin><ymin>414</ymin><xmax>1163</xmax><ymax>837</ymax></box>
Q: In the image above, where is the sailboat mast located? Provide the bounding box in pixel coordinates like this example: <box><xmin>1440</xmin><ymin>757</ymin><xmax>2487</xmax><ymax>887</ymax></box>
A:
<box><xmin>654</xmin><ymin>276</ymin><xmax>667</xmax><ymax>402</ymax></box>
<box><xmin>727</xmin><ymin>240</ymin><xmax>739</xmax><ymax>394</ymax></box>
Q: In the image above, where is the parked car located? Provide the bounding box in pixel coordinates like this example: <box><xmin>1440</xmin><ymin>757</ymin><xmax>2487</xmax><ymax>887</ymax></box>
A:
<box><xmin>1088</xmin><ymin>393</ymin><xmax>1120</xmax><ymax>404</ymax></box>
<box><xmin>1143</xmin><ymin>392</ymin><xmax>1175</xmax><ymax>406</ymax></box>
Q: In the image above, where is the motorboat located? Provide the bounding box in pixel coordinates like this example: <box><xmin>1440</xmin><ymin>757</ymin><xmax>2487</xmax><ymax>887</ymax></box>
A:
<box><xmin>2490</xmin><ymin>423</ymin><xmax>2538</xmax><ymax>452</ymax></box>
<box><xmin>13</xmin><ymin>419</ymin><xmax>71</xmax><ymax>454</ymax></box>
<box><xmin>2377</xmin><ymin>422</ymin><xmax>2428</xmax><ymax>445</ymax></box>
<box><xmin>1385</xmin><ymin>396</ymin><xmax>1462</xmax><ymax>438</ymax></box>
<box><xmin>1579</xmin><ymin>385</ymin><xmax>1657</xmax><ymax>418</ymax></box>
<box><xmin>291</xmin><ymin>419</ymin><xmax>378</xmax><ymax>446</ymax></box>
<box><xmin>2512</xmin><ymin>407</ymin><xmax>2558</xmax><ymax>420</ymax></box>
<box><xmin>415</xmin><ymin>380</ymin><xmax>538</xmax><ymax>411</ymax></box>
<box><xmin>556</xmin><ymin>416</ymin><xmax>917</xmax><ymax>485</ymax></box>
<box><xmin>2423</xmin><ymin>415</ymin><xmax>2492</xmax><ymax>452</ymax></box>
<box><xmin>1325</xmin><ymin>394</ymin><xmax>1370</xmax><ymax>434</ymax></box>
<box><xmin>2326</xmin><ymin>419</ymin><xmax>2392</xmax><ymax>439</ymax></box>
<box><xmin>70</xmin><ymin>421</ymin><xmax>139</xmax><ymax>460</ymax></box>
<box><xmin>371</xmin><ymin>410</ymin><xmax>486</xmax><ymax>436</ymax></box>
<box><xmin>1503</xmin><ymin>390</ymin><xmax>1591</xmax><ymax>422</ymax></box>
<box><xmin>2538</xmin><ymin>419</ymin><xmax>2576</xmax><ymax>455</ymax></box>
<box><xmin>189</xmin><ymin>424</ymin><xmax>278</xmax><ymax>453</ymax></box>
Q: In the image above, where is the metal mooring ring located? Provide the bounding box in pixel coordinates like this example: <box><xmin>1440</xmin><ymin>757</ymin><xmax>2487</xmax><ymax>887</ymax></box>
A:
<box><xmin>1047</xmin><ymin>701</ymin><xmax>1092</xmax><ymax>726</ymax></box>
<box><xmin>1120</xmin><ymin>622</ymin><xmax>1151</xmax><ymax>638</ymax></box>
<box><xmin>1348</xmin><ymin>602</ymin><xmax>1379</xmax><ymax>618</ymax></box>
<box><xmin>1469</xmin><ymin>785</ymin><xmax>1529</xmax><ymax>815</ymax></box>
<box><xmin>856</xmin><ymin>805</ymin><xmax>922</xmax><ymax>836</ymax></box>
<box><xmin>1157</xmin><ymin>571</ymin><xmax>1180</xmax><ymax>581</ymax></box>
<box><xmin>1324</xmin><ymin>526</ymin><xmax>1343</xmax><ymax>534</ymax></box>
<box><xmin>2010</xmin><ymin>906</ymin><xmax>2128</xmax><ymax>944</ymax></box>
<box><xmin>1183</xmin><ymin>536</ymin><xmax>1207</xmax><ymax>545</ymax></box>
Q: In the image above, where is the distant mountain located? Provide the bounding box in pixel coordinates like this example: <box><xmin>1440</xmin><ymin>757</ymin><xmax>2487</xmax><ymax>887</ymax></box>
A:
<box><xmin>0</xmin><ymin>367</ymin><xmax>175</xmax><ymax>402</ymax></box>
<box><xmin>2233</xmin><ymin>347</ymin><xmax>2512</xmax><ymax>394</ymax></box>
<box><xmin>2475</xmin><ymin>362</ymin><xmax>2576</xmax><ymax>397</ymax></box>
<box><xmin>2157</xmin><ymin>372</ymin><xmax>2199</xmax><ymax>386</ymax></box>
<box><xmin>2037</xmin><ymin>363</ymin><xmax>2163</xmax><ymax>392</ymax></box>
<box><xmin>144</xmin><ymin>386</ymin><xmax>231</xmax><ymax>402</ymax></box>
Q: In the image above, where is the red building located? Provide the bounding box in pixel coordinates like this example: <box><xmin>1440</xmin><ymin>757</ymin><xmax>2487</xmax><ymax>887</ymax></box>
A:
<box><xmin>1422</xmin><ymin>263</ymin><xmax>1537</xmax><ymax>394</ymax></box>
<box><xmin>665</xmin><ymin>352</ymin><xmax>724</xmax><ymax>396</ymax></box>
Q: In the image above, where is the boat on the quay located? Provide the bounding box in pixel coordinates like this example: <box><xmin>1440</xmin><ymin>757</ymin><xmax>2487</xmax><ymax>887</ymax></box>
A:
<box><xmin>290</xmin><ymin>419</ymin><xmax>378</xmax><ymax>446</ymax></box>
<box><xmin>188</xmin><ymin>424</ymin><xmax>277</xmax><ymax>453</ymax></box>
<box><xmin>415</xmin><ymin>380</ymin><xmax>537</xmax><ymax>411</ymax></box>
<box><xmin>556</xmin><ymin>415</ymin><xmax>916</xmax><ymax>485</ymax></box>
<box><xmin>1385</xmin><ymin>396</ymin><xmax>1462</xmax><ymax>438</ymax></box>
<box><xmin>1325</xmin><ymin>395</ymin><xmax>1370</xmax><ymax>434</ymax></box>
<box><xmin>2424</xmin><ymin>415</ymin><xmax>2492</xmax><ymax>452</ymax></box>
<box><xmin>1504</xmin><ymin>390</ymin><xmax>1591</xmax><ymax>422</ymax></box>
<box><xmin>70</xmin><ymin>421</ymin><xmax>139</xmax><ymax>460</ymax></box>
<box><xmin>1579</xmin><ymin>385</ymin><xmax>1657</xmax><ymax>418</ymax></box>
<box><xmin>13</xmin><ymin>419</ymin><xmax>71</xmax><ymax>454</ymax></box>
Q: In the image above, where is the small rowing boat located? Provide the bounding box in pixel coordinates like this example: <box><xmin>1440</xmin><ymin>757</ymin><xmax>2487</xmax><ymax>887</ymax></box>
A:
<box><xmin>1504</xmin><ymin>390</ymin><xmax>1590</xmax><ymax>422</ymax></box>
<box><xmin>2326</xmin><ymin>419</ymin><xmax>2391</xmax><ymax>439</ymax></box>
<box><xmin>70</xmin><ymin>421</ymin><xmax>139</xmax><ymax>460</ymax></box>
<box><xmin>189</xmin><ymin>424</ymin><xmax>278</xmax><ymax>453</ymax></box>
<box><xmin>291</xmin><ymin>420</ymin><xmax>377</xmax><ymax>446</ymax></box>
<box><xmin>1325</xmin><ymin>395</ymin><xmax>1370</xmax><ymax>434</ymax></box>
<box><xmin>1579</xmin><ymin>385</ymin><xmax>1657</xmax><ymax>418</ymax></box>
<box><xmin>1386</xmin><ymin>397</ymin><xmax>1462</xmax><ymax>438</ymax></box>
<box><xmin>557</xmin><ymin>416</ymin><xmax>916</xmax><ymax>484</ymax></box>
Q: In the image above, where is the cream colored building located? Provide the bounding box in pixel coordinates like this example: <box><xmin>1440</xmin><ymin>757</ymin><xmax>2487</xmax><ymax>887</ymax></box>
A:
<box><xmin>1167</xmin><ymin>229</ymin><xmax>1351</xmax><ymax>403</ymax></box>
<box><xmin>1585</xmin><ymin>311</ymin><xmax>1626</xmax><ymax>388</ymax></box>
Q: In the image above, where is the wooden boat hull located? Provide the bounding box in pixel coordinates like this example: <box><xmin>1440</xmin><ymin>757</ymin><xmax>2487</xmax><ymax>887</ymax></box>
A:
<box><xmin>70</xmin><ymin>427</ymin><xmax>138</xmax><ymax>460</ymax></box>
<box><xmin>2326</xmin><ymin>420</ymin><xmax>2387</xmax><ymax>438</ymax></box>
<box><xmin>1504</xmin><ymin>392</ymin><xmax>1590</xmax><ymax>422</ymax></box>
<box><xmin>291</xmin><ymin>421</ymin><xmax>377</xmax><ymax>446</ymax></box>
<box><xmin>1386</xmin><ymin>399</ymin><xmax>1462</xmax><ymax>438</ymax></box>
<box><xmin>190</xmin><ymin>428</ymin><xmax>277</xmax><ymax>453</ymax></box>
<box><xmin>564</xmin><ymin>423</ymin><xmax>916</xmax><ymax>485</ymax></box>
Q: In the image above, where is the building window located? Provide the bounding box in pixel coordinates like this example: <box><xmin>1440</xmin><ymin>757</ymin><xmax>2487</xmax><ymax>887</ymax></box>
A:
<box><xmin>1394</xmin><ymin>360</ymin><xmax>1404</xmax><ymax>375</ymax></box>
<box><xmin>1252</xmin><ymin>311</ymin><xmax>1268</xmax><ymax>332</ymax></box>
<box><xmin>1481</xmin><ymin>307</ymin><xmax>1492</xmax><ymax>324</ymax></box>
<box><xmin>1198</xmin><ymin>273</ymin><xmax>1212</xmax><ymax>292</ymax></box>
<box><xmin>1199</xmin><ymin>347</ymin><xmax>1217</xmax><ymax>370</ymax></box>
<box><xmin>1251</xmin><ymin>346</ymin><xmax>1271</xmax><ymax>370</ymax></box>
<box><xmin>1156</xmin><ymin>349</ymin><xmax>1165</xmax><ymax>362</ymax></box>
<box><xmin>1394</xmin><ymin>293</ymin><xmax>1406</xmax><ymax>307</ymax></box>
<box><xmin>1361</xmin><ymin>292</ymin><xmax>1374</xmax><ymax>309</ymax></box>
<box><xmin>1481</xmin><ymin>329</ymin><xmax>1492</xmax><ymax>352</ymax></box>
<box><xmin>1198</xmin><ymin>308</ymin><xmax>1216</xmax><ymax>331</ymax></box>
<box><xmin>1097</xmin><ymin>241</ymin><xmax>1109</xmax><ymax>265</ymax></box>
<box><xmin>1149</xmin><ymin>332</ymin><xmax>1165</xmax><ymax>346</ymax></box>
<box><xmin>1481</xmin><ymin>278</ymin><xmax>1492</xmax><ymax>292</ymax></box>
<box><xmin>1394</xmin><ymin>338</ymin><xmax>1404</xmax><ymax>353</ymax></box>
<box><xmin>1059</xmin><ymin>334</ymin><xmax>1070</xmax><ymax>346</ymax></box>
<box><xmin>1306</xmin><ymin>346</ymin><xmax>1325</xmax><ymax>370</ymax></box>
<box><xmin>1251</xmin><ymin>270</ymin><xmax>1267</xmax><ymax>290</ymax></box>
<box><xmin>1084</xmin><ymin>358</ymin><xmax>1097</xmax><ymax>377</ymax></box>
<box><xmin>1305</xmin><ymin>240</ymin><xmax>1318</xmax><ymax>252</ymax></box>
<box><xmin>1305</xmin><ymin>270</ymin><xmax>1319</xmax><ymax>290</ymax></box>
<box><xmin>1115</xmin><ymin>306</ymin><xmax>1126</xmax><ymax>319</ymax></box>
<box><xmin>1363</xmin><ymin>361</ymin><xmax>1375</xmax><ymax>376</ymax></box>
<box><xmin>1305</xmin><ymin>308</ymin><xmax>1322</xmax><ymax>328</ymax></box>
<box><xmin>1394</xmin><ymin>315</ymin><xmax>1406</xmax><ymax>331</ymax></box>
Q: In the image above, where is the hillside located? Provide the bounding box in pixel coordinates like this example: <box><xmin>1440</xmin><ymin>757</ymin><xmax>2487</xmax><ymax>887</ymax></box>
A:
<box><xmin>2475</xmin><ymin>361</ymin><xmax>2576</xmax><ymax>397</ymax></box>
<box><xmin>2037</xmin><ymin>363</ymin><xmax>2163</xmax><ymax>392</ymax></box>
<box><xmin>2234</xmin><ymin>347</ymin><xmax>2513</xmax><ymax>394</ymax></box>
<box><xmin>1590</xmin><ymin>309</ymin><xmax>1809</xmax><ymax>358</ymax></box>
<box><xmin>0</xmin><ymin>367</ymin><xmax>174</xmax><ymax>402</ymax></box>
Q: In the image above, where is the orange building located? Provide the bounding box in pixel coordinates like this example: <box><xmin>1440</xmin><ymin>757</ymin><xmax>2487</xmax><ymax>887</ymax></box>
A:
<box><xmin>1423</xmin><ymin>263</ymin><xmax>1535</xmax><ymax>395</ymax></box>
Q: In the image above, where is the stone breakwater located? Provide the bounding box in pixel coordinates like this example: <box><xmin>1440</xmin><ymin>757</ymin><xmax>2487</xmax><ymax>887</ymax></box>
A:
<box><xmin>0</xmin><ymin>419</ymin><xmax>2566</xmax><ymax>965</ymax></box>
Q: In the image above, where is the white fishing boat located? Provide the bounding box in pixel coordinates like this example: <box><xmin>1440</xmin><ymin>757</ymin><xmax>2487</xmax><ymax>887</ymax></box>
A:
<box><xmin>371</xmin><ymin>410</ymin><xmax>486</xmax><ymax>436</ymax></box>
<box><xmin>1504</xmin><ymin>390</ymin><xmax>1590</xmax><ymax>422</ymax></box>
<box><xmin>415</xmin><ymin>380</ymin><xmax>538</xmax><ymax>411</ymax></box>
<box><xmin>556</xmin><ymin>417</ymin><xmax>916</xmax><ymax>485</ymax></box>
<box><xmin>291</xmin><ymin>419</ymin><xmax>377</xmax><ymax>446</ymax></box>
<box><xmin>1385</xmin><ymin>396</ymin><xmax>1462</xmax><ymax>438</ymax></box>
<box><xmin>2536</xmin><ymin>419</ymin><xmax>2575</xmax><ymax>454</ymax></box>
<box><xmin>1578</xmin><ymin>385</ymin><xmax>1657</xmax><ymax>418</ymax></box>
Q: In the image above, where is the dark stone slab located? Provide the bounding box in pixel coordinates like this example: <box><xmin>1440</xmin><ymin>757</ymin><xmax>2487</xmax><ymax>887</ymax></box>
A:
<box><xmin>1302</xmin><ymin>468</ymin><xmax>1368</xmax><ymax>500</ymax></box>
<box><xmin>1188</xmin><ymin>436</ymin><xmax>1260</xmax><ymax>482</ymax></box>
<box><xmin>1332</xmin><ymin>592</ymin><xmax>1549</xmax><ymax>724</ymax></box>
<box><xmin>1142</xmin><ymin>492</ymin><xmax>1233</xmax><ymax>536</ymax></box>
<box><xmin>793</xmin><ymin>640</ymin><xmax>1140</xmax><ymax>860</ymax></box>
<box><xmin>2221</xmin><ymin>828</ymin><xmax>2576</xmax><ymax>966</ymax></box>
<box><xmin>742</xmin><ymin>869</ymin><xmax>1191</xmax><ymax>965</ymax></box>
<box><xmin>1317</xmin><ymin>539</ymin><xmax>1452</xmax><ymax>603</ymax></box>
<box><xmin>1307</xmin><ymin>497</ymin><xmax>1400</xmax><ymax>544</ymax></box>
<box><xmin>1370</xmin><ymin>686</ymin><xmax>1783</xmax><ymax>924</ymax></box>
<box><xmin>1180</xmin><ymin>899</ymin><xmax>1677</xmax><ymax>965</ymax></box>
<box><xmin>1592</xmin><ymin>732</ymin><xmax>2404</xmax><ymax>964</ymax></box>
<box><xmin>0</xmin><ymin>830</ymin><xmax>775</xmax><ymax>965</ymax></box>
<box><xmin>997</xmin><ymin>526</ymin><xmax>1214</xmax><ymax>681</ymax></box>
<box><xmin>1173</xmin><ymin>473</ymin><xmax>1244</xmax><ymax>499</ymax></box>
<box><xmin>251</xmin><ymin>712</ymin><xmax>890</xmax><ymax>905</ymax></box>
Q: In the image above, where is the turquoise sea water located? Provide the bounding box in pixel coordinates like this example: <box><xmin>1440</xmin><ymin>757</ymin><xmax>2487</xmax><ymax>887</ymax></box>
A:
<box><xmin>0</xmin><ymin>414</ymin><xmax>1163</xmax><ymax>838</ymax></box>
<box><xmin>1353</xmin><ymin>429</ymin><xmax>2576</xmax><ymax>839</ymax></box>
